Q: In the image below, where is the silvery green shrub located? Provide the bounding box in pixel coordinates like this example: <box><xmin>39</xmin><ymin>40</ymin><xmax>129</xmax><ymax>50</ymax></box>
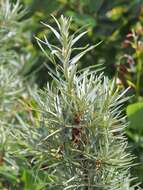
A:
<box><xmin>0</xmin><ymin>1</ymin><xmax>141</xmax><ymax>189</ymax></box>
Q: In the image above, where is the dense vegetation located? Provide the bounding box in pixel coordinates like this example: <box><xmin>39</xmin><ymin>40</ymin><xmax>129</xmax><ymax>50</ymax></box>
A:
<box><xmin>22</xmin><ymin>0</ymin><xmax>143</xmax><ymax>184</ymax></box>
<box><xmin>0</xmin><ymin>0</ymin><xmax>143</xmax><ymax>189</ymax></box>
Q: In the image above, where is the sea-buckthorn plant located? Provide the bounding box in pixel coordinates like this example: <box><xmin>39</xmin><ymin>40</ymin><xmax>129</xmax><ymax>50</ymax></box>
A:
<box><xmin>0</xmin><ymin>1</ymin><xmax>141</xmax><ymax>189</ymax></box>
<box><xmin>20</xmin><ymin>15</ymin><xmax>139</xmax><ymax>189</ymax></box>
<box><xmin>0</xmin><ymin>0</ymin><xmax>24</xmax><ymax>146</ymax></box>
<box><xmin>0</xmin><ymin>0</ymin><xmax>27</xmax><ymax>189</ymax></box>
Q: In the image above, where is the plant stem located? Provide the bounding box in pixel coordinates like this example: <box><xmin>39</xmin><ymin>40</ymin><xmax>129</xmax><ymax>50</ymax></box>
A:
<box><xmin>136</xmin><ymin>51</ymin><xmax>142</xmax><ymax>100</ymax></box>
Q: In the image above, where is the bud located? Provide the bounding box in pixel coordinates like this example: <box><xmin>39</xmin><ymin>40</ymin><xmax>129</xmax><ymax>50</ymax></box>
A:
<box><xmin>122</xmin><ymin>39</ymin><xmax>131</xmax><ymax>48</ymax></box>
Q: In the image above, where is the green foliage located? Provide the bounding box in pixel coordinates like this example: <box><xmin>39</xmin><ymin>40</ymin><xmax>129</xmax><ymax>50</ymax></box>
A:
<box><xmin>126</xmin><ymin>102</ymin><xmax>143</xmax><ymax>183</ymax></box>
<box><xmin>0</xmin><ymin>0</ymin><xmax>142</xmax><ymax>189</ymax></box>
<box><xmin>0</xmin><ymin>1</ymin><xmax>29</xmax><ymax>189</ymax></box>
<box><xmin>21</xmin><ymin>0</ymin><xmax>142</xmax><ymax>84</ymax></box>
<box><xmin>116</xmin><ymin>27</ymin><xmax>143</xmax><ymax>182</ymax></box>
<box><xmin>26</xmin><ymin>15</ymin><xmax>138</xmax><ymax>189</ymax></box>
<box><xmin>127</xmin><ymin>102</ymin><xmax>143</xmax><ymax>135</ymax></box>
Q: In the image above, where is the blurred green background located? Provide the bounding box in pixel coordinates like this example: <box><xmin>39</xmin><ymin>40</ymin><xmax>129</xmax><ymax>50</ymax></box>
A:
<box><xmin>20</xmin><ymin>0</ymin><xmax>142</xmax><ymax>83</ymax></box>
<box><xmin>16</xmin><ymin>0</ymin><xmax>143</xmax><ymax>185</ymax></box>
